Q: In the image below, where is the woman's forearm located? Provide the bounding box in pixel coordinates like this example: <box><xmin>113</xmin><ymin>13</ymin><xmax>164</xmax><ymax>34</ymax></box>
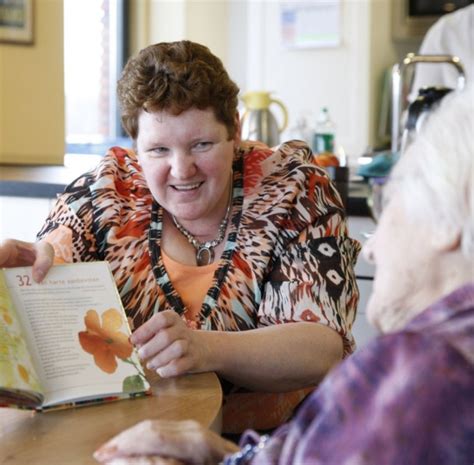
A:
<box><xmin>197</xmin><ymin>322</ymin><xmax>343</xmax><ymax>392</ymax></box>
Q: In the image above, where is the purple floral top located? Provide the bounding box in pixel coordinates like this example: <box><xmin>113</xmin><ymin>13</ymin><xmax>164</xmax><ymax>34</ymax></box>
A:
<box><xmin>236</xmin><ymin>284</ymin><xmax>474</xmax><ymax>465</ymax></box>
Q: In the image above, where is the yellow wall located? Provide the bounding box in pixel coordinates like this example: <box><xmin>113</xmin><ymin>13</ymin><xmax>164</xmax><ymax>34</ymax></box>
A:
<box><xmin>129</xmin><ymin>0</ymin><xmax>150</xmax><ymax>57</ymax></box>
<box><xmin>0</xmin><ymin>0</ymin><xmax>64</xmax><ymax>165</ymax></box>
<box><xmin>0</xmin><ymin>42</ymin><xmax>4</xmax><ymax>153</ymax></box>
<box><xmin>130</xmin><ymin>0</ymin><xmax>229</xmax><ymax>66</ymax></box>
<box><xmin>186</xmin><ymin>1</ymin><xmax>228</xmax><ymax>65</ymax></box>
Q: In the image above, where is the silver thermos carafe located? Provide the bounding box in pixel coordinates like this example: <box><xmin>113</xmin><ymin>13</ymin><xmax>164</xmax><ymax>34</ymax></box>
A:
<box><xmin>240</xmin><ymin>91</ymin><xmax>288</xmax><ymax>146</ymax></box>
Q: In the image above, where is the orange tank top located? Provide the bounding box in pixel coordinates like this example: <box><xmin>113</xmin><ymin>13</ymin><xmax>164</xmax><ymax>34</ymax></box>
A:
<box><xmin>161</xmin><ymin>250</ymin><xmax>218</xmax><ymax>323</ymax></box>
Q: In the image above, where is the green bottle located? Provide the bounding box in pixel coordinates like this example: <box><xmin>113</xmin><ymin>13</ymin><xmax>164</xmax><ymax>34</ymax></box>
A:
<box><xmin>312</xmin><ymin>107</ymin><xmax>335</xmax><ymax>154</ymax></box>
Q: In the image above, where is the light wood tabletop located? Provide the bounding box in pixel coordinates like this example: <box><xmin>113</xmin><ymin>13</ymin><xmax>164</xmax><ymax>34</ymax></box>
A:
<box><xmin>0</xmin><ymin>371</ymin><xmax>222</xmax><ymax>465</ymax></box>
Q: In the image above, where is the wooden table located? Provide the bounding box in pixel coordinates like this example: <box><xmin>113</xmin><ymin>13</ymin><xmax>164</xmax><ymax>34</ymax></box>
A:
<box><xmin>0</xmin><ymin>372</ymin><xmax>222</xmax><ymax>465</ymax></box>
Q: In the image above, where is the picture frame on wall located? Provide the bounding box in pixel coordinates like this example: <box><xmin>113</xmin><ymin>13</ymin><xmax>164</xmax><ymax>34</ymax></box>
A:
<box><xmin>0</xmin><ymin>0</ymin><xmax>34</xmax><ymax>45</ymax></box>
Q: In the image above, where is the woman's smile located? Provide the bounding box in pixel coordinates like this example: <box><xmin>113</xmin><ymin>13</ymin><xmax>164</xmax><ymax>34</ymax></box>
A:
<box><xmin>170</xmin><ymin>181</ymin><xmax>203</xmax><ymax>192</ymax></box>
<box><xmin>168</xmin><ymin>181</ymin><xmax>205</xmax><ymax>205</ymax></box>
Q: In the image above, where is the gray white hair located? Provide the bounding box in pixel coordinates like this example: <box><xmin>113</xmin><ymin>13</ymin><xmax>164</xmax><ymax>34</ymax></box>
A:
<box><xmin>387</xmin><ymin>85</ymin><xmax>474</xmax><ymax>259</ymax></box>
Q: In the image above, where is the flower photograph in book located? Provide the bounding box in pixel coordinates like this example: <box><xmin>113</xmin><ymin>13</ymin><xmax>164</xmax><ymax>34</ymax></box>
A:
<box><xmin>0</xmin><ymin>278</ymin><xmax>41</xmax><ymax>393</ymax></box>
<box><xmin>78</xmin><ymin>308</ymin><xmax>146</xmax><ymax>392</ymax></box>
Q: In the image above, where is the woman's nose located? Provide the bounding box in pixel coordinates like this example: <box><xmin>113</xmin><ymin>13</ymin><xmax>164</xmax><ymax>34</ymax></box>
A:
<box><xmin>362</xmin><ymin>236</ymin><xmax>376</xmax><ymax>265</ymax></box>
<box><xmin>170</xmin><ymin>152</ymin><xmax>196</xmax><ymax>179</ymax></box>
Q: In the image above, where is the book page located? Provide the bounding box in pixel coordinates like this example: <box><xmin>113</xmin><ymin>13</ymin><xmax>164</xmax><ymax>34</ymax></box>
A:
<box><xmin>0</xmin><ymin>271</ymin><xmax>43</xmax><ymax>406</ymax></box>
<box><xmin>2</xmin><ymin>262</ymin><xmax>148</xmax><ymax>407</ymax></box>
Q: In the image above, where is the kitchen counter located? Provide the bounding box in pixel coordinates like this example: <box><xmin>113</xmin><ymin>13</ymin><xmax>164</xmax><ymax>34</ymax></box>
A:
<box><xmin>0</xmin><ymin>153</ymin><xmax>103</xmax><ymax>199</ymax></box>
<box><xmin>0</xmin><ymin>161</ymin><xmax>371</xmax><ymax>216</ymax></box>
<box><xmin>0</xmin><ymin>165</ymin><xmax>82</xmax><ymax>198</ymax></box>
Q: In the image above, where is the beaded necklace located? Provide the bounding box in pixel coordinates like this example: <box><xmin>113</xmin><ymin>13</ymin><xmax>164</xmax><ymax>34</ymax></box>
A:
<box><xmin>171</xmin><ymin>178</ymin><xmax>233</xmax><ymax>266</ymax></box>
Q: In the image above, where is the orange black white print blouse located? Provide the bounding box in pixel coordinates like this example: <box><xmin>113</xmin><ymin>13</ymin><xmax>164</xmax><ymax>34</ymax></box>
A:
<box><xmin>37</xmin><ymin>139</ymin><xmax>360</xmax><ymax>432</ymax></box>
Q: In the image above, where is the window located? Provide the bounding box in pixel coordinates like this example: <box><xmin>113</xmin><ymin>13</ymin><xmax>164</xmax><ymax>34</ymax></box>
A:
<box><xmin>64</xmin><ymin>0</ymin><xmax>130</xmax><ymax>155</ymax></box>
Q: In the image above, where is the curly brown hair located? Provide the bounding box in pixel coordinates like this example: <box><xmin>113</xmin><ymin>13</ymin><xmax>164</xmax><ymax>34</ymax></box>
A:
<box><xmin>117</xmin><ymin>40</ymin><xmax>240</xmax><ymax>140</ymax></box>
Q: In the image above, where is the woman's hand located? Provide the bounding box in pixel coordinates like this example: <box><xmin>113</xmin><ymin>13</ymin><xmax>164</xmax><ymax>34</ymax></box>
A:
<box><xmin>132</xmin><ymin>316</ymin><xmax>342</xmax><ymax>390</ymax></box>
<box><xmin>98</xmin><ymin>457</ymin><xmax>183</xmax><ymax>465</ymax></box>
<box><xmin>0</xmin><ymin>238</ymin><xmax>54</xmax><ymax>282</ymax></box>
<box><xmin>93</xmin><ymin>419</ymin><xmax>239</xmax><ymax>465</ymax></box>
<box><xmin>130</xmin><ymin>311</ymin><xmax>210</xmax><ymax>377</ymax></box>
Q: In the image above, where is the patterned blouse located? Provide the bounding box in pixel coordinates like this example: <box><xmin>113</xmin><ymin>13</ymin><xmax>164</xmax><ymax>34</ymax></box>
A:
<box><xmin>236</xmin><ymin>284</ymin><xmax>474</xmax><ymax>464</ymax></box>
<box><xmin>37</xmin><ymin>140</ymin><xmax>360</xmax><ymax>430</ymax></box>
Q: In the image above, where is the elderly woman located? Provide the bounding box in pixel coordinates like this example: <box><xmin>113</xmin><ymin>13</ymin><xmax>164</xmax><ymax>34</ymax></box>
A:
<box><xmin>93</xmin><ymin>87</ymin><xmax>474</xmax><ymax>464</ymax></box>
<box><xmin>0</xmin><ymin>41</ymin><xmax>360</xmax><ymax>433</ymax></box>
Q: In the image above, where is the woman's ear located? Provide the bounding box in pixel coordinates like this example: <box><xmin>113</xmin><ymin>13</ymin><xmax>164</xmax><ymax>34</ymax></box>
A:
<box><xmin>432</xmin><ymin>224</ymin><xmax>461</xmax><ymax>252</ymax></box>
<box><xmin>233</xmin><ymin>112</ymin><xmax>242</xmax><ymax>148</ymax></box>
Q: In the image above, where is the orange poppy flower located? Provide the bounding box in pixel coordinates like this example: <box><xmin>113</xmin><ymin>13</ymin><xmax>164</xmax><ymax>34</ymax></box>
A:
<box><xmin>78</xmin><ymin>308</ymin><xmax>133</xmax><ymax>374</ymax></box>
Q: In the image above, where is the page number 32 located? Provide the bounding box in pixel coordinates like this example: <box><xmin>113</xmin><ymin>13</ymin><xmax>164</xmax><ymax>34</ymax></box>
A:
<box><xmin>15</xmin><ymin>275</ymin><xmax>32</xmax><ymax>287</ymax></box>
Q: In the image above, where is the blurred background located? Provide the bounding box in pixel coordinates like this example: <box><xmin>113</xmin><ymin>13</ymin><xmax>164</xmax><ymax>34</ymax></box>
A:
<box><xmin>0</xmin><ymin>0</ymin><xmax>469</xmax><ymax>167</ymax></box>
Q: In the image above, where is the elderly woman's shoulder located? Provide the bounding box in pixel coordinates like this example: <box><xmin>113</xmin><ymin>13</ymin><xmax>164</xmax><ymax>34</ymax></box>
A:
<box><xmin>335</xmin><ymin>327</ymin><xmax>474</xmax><ymax>405</ymax></box>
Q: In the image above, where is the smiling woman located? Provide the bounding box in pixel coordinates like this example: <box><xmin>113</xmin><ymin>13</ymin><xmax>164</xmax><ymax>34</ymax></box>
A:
<box><xmin>0</xmin><ymin>40</ymin><xmax>360</xmax><ymax>435</ymax></box>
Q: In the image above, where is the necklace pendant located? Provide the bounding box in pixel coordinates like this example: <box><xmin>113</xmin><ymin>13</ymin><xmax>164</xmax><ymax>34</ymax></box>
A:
<box><xmin>196</xmin><ymin>246</ymin><xmax>214</xmax><ymax>266</ymax></box>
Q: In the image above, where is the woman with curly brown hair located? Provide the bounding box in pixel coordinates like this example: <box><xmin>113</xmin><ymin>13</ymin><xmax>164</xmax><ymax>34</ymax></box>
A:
<box><xmin>0</xmin><ymin>40</ymin><xmax>360</xmax><ymax>434</ymax></box>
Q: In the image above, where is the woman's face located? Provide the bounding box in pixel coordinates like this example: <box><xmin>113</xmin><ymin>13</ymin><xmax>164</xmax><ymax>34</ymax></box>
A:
<box><xmin>362</xmin><ymin>193</ymin><xmax>437</xmax><ymax>333</ymax></box>
<box><xmin>136</xmin><ymin>107</ymin><xmax>239</xmax><ymax>224</ymax></box>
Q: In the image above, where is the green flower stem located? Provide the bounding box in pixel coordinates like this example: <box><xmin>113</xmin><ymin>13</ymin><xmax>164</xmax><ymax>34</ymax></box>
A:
<box><xmin>122</xmin><ymin>358</ymin><xmax>146</xmax><ymax>379</ymax></box>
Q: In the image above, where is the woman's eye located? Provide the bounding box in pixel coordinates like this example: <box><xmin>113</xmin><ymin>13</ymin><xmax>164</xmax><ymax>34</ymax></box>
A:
<box><xmin>151</xmin><ymin>147</ymin><xmax>169</xmax><ymax>156</ymax></box>
<box><xmin>194</xmin><ymin>141</ymin><xmax>213</xmax><ymax>151</ymax></box>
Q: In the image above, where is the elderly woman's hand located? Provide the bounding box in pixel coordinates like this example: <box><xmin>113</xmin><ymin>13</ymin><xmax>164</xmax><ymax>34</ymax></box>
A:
<box><xmin>93</xmin><ymin>419</ymin><xmax>239</xmax><ymax>465</ymax></box>
<box><xmin>0</xmin><ymin>238</ymin><xmax>54</xmax><ymax>282</ymax></box>
<box><xmin>130</xmin><ymin>311</ymin><xmax>210</xmax><ymax>377</ymax></box>
<box><xmin>98</xmin><ymin>457</ymin><xmax>183</xmax><ymax>465</ymax></box>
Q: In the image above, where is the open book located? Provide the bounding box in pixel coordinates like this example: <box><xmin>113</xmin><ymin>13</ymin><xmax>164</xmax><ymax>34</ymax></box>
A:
<box><xmin>0</xmin><ymin>261</ymin><xmax>150</xmax><ymax>410</ymax></box>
